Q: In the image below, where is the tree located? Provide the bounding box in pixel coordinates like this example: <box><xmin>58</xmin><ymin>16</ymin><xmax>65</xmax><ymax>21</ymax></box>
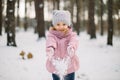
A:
<box><xmin>107</xmin><ymin>0</ymin><xmax>113</xmax><ymax>46</ymax></box>
<box><xmin>81</xmin><ymin>0</ymin><xmax>88</xmax><ymax>31</ymax></box>
<box><xmin>6</xmin><ymin>0</ymin><xmax>17</xmax><ymax>46</ymax></box>
<box><xmin>100</xmin><ymin>0</ymin><xmax>104</xmax><ymax>36</ymax></box>
<box><xmin>0</xmin><ymin>0</ymin><xmax>2</xmax><ymax>35</ymax></box>
<box><xmin>114</xmin><ymin>0</ymin><xmax>120</xmax><ymax>35</ymax></box>
<box><xmin>24</xmin><ymin>0</ymin><xmax>28</xmax><ymax>31</ymax></box>
<box><xmin>34</xmin><ymin>0</ymin><xmax>45</xmax><ymax>38</ymax></box>
<box><xmin>53</xmin><ymin>0</ymin><xmax>60</xmax><ymax>10</ymax></box>
<box><xmin>75</xmin><ymin>0</ymin><xmax>81</xmax><ymax>35</ymax></box>
<box><xmin>16</xmin><ymin>0</ymin><xmax>20</xmax><ymax>27</ymax></box>
<box><xmin>88</xmin><ymin>0</ymin><xmax>96</xmax><ymax>39</ymax></box>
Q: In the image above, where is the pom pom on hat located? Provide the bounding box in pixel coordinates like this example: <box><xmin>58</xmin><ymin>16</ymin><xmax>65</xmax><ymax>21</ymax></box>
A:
<box><xmin>52</xmin><ymin>10</ymin><xmax>71</xmax><ymax>26</ymax></box>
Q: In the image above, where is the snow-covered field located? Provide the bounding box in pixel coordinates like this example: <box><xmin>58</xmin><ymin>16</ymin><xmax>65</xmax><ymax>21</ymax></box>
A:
<box><xmin>0</xmin><ymin>29</ymin><xmax>120</xmax><ymax>80</ymax></box>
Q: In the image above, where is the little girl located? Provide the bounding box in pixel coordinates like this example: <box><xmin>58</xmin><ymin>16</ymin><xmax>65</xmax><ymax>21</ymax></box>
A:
<box><xmin>46</xmin><ymin>10</ymin><xmax>79</xmax><ymax>80</ymax></box>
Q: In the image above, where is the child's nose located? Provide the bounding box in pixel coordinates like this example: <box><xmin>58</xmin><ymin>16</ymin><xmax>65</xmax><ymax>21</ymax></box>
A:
<box><xmin>58</xmin><ymin>25</ymin><xmax>63</xmax><ymax>28</ymax></box>
<box><xmin>60</xmin><ymin>24</ymin><xmax>64</xmax><ymax>27</ymax></box>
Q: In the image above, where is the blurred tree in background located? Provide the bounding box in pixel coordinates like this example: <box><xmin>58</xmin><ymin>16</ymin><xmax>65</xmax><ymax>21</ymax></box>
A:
<box><xmin>6</xmin><ymin>0</ymin><xmax>17</xmax><ymax>46</ymax></box>
<box><xmin>0</xmin><ymin>0</ymin><xmax>2</xmax><ymax>35</ymax></box>
<box><xmin>107</xmin><ymin>0</ymin><xmax>113</xmax><ymax>46</ymax></box>
<box><xmin>53</xmin><ymin>0</ymin><xmax>60</xmax><ymax>10</ymax></box>
<box><xmin>88</xmin><ymin>0</ymin><xmax>96</xmax><ymax>39</ymax></box>
<box><xmin>100</xmin><ymin>0</ymin><xmax>104</xmax><ymax>36</ymax></box>
<box><xmin>16</xmin><ymin>0</ymin><xmax>20</xmax><ymax>28</ymax></box>
<box><xmin>24</xmin><ymin>0</ymin><xmax>28</xmax><ymax>31</ymax></box>
<box><xmin>34</xmin><ymin>0</ymin><xmax>45</xmax><ymax>38</ymax></box>
<box><xmin>0</xmin><ymin>0</ymin><xmax>120</xmax><ymax>46</ymax></box>
<box><xmin>75</xmin><ymin>0</ymin><xmax>82</xmax><ymax>35</ymax></box>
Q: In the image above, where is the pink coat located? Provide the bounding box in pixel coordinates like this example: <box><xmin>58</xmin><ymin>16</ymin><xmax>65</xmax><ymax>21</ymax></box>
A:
<box><xmin>46</xmin><ymin>28</ymin><xmax>79</xmax><ymax>74</ymax></box>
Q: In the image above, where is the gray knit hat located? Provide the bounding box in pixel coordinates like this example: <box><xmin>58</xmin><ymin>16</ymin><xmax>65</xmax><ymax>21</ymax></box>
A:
<box><xmin>52</xmin><ymin>10</ymin><xmax>71</xmax><ymax>26</ymax></box>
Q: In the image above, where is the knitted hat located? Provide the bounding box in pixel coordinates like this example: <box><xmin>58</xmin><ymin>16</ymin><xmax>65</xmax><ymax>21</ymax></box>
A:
<box><xmin>52</xmin><ymin>10</ymin><xmax>71</xmax><ymax>26</ymax></box>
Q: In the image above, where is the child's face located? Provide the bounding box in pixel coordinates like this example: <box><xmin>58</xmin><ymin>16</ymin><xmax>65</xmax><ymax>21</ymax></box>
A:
<box><xmin>54</xmin><ymin>22</ymin><xmax>68</xmax><ymax>31</ymax></box>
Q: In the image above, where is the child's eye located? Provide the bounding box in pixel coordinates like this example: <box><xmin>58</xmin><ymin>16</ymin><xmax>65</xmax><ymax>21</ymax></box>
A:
<box><xmin>63</xmin><ymin>24</ymin><xmax>66</xmax><ymax>26</ymax></box>
<box><xmin>57</xmin><ymin>24</ymin><xmax>60</xmax><ymax>26</ymax></box>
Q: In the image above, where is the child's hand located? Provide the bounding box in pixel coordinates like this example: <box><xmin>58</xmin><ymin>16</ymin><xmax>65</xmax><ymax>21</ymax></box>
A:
<box><xmin>67</xmin><ymin>45</ymin><xmax>75</xmax><ymax>57</ymax></box>
<box><xmin>47</xmin><ymin>47</ymin><xmax>54</xmax><ymax>60</ymax></box>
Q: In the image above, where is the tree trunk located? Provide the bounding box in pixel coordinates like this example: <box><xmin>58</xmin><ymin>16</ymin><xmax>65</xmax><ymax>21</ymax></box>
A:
<box><xmin>100</xmin><ymin>0</ymin><xmax>104</xmax><ymax>36</ymax></box>
<box><xmin>6</xmin><ymin>0</ymin><xmax>17</xmax><ymax>47</ymax></box>
<box><xmin>75</xmin><ymin>0</ymin><xmax>81</xmax><ymax>35</ymax></box>
<box><xmin>16</xmin><ymin>0</ymin><xmax>20</xmax><ymax>27</ymax></box>
<box><xmin>0</xmin><ymin>0</ymin><xmax>2</xmax><ymax>35</ymax></box>
<box><xmin>34</xmin><ymin>0</ymin><xmax>45</xmax><ymax>38</ymax></box>
<box><xmin>82</xmin><ymin>0</ymin><xmax>85</xmax><ymax>29</ymax></box>
<box><xmin>53</xmin><ymin>0</ymin><xmax>60</xmax><ymax>10</ymax></box>
<box><xmin>70</xmin><ymin>0</ymin><xmax>74</xmax><ymax>24</ymax></box>
<box><xmin>56</xmin><ymin>0</ymin><xmax>60</xmax><ymax>10</ymax></box>
<box><xmin>53</xmin><ymin>0</ymin><xmax>55</xmax><ymax>10</ymax></box>
<box><xmin>24</xmin><ymin>0</ymin><xmax>28</xmax><ymax>31</ymax></box>
<box><xmin>88</xmin><ymin>0</ymin><xmax>96</xmax><ymax>39</ymax></box>
<box><xmin>107</xmin><ymin>0</ymin><xmax>113</xmax><ymax>46</ymax></box>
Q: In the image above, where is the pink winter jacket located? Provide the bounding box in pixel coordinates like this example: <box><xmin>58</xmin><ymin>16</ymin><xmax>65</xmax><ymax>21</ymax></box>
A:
<box><xmin>46</xmin><ymin>28</ymin><xmax>79</xmax><ymax>74</ymax></box>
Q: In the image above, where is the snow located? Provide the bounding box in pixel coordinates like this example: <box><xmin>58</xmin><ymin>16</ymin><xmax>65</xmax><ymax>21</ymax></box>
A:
<box><xmin>9</xmin><ymin>10</ymin><xmax>13</xmax><ymax>13</ymax></box>
<box><xmin>39</xmin><ymin>4</ymin><xmax>43</xmax><ymax>8</ymax></box>
<box><xmin>5</xmin><ymin>18</ymin><xmax>8</xmax><ymax>21</ymax></box>
<box><xmin>0</xmin><ymin>29</ymin><xmax>120</xmax><ymax>80</ymax></box>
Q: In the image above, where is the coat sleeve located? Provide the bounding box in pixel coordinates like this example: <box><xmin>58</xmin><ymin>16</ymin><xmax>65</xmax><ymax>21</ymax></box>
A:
<box><xmin>68</xmin><ymin>32</ymin><xmax>79</xmax><ymax>50</ymax></box>
<box><xmin>46</xmin><ymin>33</ymin><xmax>56</xmax><ymax>57</ymax></box>
<box><xmin>46</xmin><ymin>33</ymin><xmax>56</xmax><ymax>49</ymax></box>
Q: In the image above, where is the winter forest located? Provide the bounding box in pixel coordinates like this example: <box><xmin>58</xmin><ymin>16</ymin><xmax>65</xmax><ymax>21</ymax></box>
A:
<box><xmin>0</xmin><ymin>0</ymin><xmax>120</xmax><ymax>80</ymax></box>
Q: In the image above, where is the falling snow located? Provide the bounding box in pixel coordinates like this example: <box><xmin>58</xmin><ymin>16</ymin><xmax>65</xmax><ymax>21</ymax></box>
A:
<box><xmin>9</xmin><ymin>10</ymin><xmax>13</xmax><ymax>13</ymax></box>
<box><xmin>39</xmin><ymin>4</ymin><xmax>43</xmax><ymax>8</ymax></box>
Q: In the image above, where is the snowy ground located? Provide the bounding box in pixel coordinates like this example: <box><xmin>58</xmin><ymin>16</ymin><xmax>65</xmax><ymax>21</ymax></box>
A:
<box><xmin>0</xmin><ymin>29</ymin><xmax>120</xmax><ymax>80</ymax></box>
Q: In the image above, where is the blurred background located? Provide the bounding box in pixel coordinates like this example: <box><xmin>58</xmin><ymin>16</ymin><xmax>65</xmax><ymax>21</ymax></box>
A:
<box><xmin>0</xmin><ymin>1</ymin><xmax>120</xmax><ymax>80</ymax></box>
<box><xmin>0</xmin><ymin>0</ymin><xmax>120</xmax><ymax>46</ymax></box>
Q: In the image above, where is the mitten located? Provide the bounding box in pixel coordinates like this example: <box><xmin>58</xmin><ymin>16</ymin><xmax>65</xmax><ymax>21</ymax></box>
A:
<box><xmin>67</xmin><ymin>45</ymin><xmax>75</xmax><ymax>57</ymax></box>
<box><xmin>46</xmin><ymin>47</ymin><xmax>54</xmax><ymax>60</ymax></box>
